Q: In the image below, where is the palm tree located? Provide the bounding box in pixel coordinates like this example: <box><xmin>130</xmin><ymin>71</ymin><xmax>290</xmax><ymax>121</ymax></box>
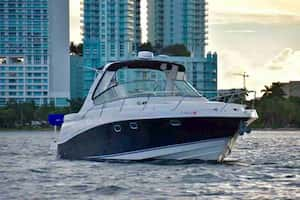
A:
<box><xmin>70</xmin><ymin>42</ymin><xmax>77</xmax><ymax>54</ymax></box>
<box><xmin>261</xmin><ymin>85</ymin><xmax>272</xmax><ymax>97</ymax></box>
<box><xmin>271</xmin><ymin>82</ymin><xmax>285</xmax><ymax>97</ymax></box>
<box><xmin>139</xmin><ymin>42</ymin><xmax>155</xmax><ymax>52</ymax></box>
<box><xmin>261</xmin><ymin>82</ymin><xmax>285</xmax><ymax>98</ymax></box>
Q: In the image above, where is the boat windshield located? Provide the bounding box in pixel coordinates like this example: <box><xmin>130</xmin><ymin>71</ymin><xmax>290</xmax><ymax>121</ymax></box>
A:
<box><xmin>93</xmin><ymin>68</ymin><xmax>201</xmax><ymax>105</ymax></box>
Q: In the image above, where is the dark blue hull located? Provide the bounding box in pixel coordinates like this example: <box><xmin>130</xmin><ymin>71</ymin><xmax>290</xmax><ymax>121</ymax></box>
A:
<box><xmin>57</xmin><ymin>117</ymin><xmax>247</xmax><ymax>160</ymax></box>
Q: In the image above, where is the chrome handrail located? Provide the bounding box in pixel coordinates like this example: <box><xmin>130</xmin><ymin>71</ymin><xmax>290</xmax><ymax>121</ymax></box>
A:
<box><xmin>204</xmin><ymin>90</ymin><xmax>256</xmax><ymax>109</ymax></box>
<box><xmin>99</xmin><ymin>101</ymin><xmax>106</xmax><ymax>117</ymax></box>
<box><xmin>90</xmin><ymin>90</ymin><xmax>257</xmax><ymax>117</ymax></box>
<box><xmin>172</xmin><ymin>95</ymin><xmax>185</xmax><ymax>111</ymax></box>
<box><xmin>119</xmin><ymin>98</ymin><xmax>126</xmax><ymax>112</ymax></box>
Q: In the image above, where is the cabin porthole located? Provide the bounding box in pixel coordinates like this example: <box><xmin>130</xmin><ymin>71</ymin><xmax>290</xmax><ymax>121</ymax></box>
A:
<box><xmin>129</xmin><ymin>122</ymin><xmax>138</xmax><ymax>130</ymax></box>
<box><xmin>169</xmin><ymin>120</ymin><xmax>182</xmax><ymax>127</ymax></box>
<box><xmin>113</xmin><ymin>124</ymin><xmax>122</xmax><ymax>133</ymax></box>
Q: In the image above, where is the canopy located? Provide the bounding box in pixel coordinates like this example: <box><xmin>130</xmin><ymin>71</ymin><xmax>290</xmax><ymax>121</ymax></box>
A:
<box><xmin>101</xmin><ymin>59</ymin><xmax>186</xmax><ymax>72</ymax></box>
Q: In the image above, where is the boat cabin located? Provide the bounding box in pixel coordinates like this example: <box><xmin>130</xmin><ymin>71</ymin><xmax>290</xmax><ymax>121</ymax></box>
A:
<box><xmin>91</xmin><ymin>59</ymin><xmax>201</xmax><ymax>105</ymax></box>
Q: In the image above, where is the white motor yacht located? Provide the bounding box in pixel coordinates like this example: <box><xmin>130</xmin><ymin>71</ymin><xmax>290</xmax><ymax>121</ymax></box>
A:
<box><xmin>57</xmin><ymin>52</ymin><xmax>258</xmax><ymax>162</ymax></box>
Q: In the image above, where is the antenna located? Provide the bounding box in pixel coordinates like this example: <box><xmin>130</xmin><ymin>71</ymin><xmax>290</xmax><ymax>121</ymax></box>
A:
<box><xmin>233</xmin><ymin>72</ymin><xmax>249</xmax><ymax>90</ymax></box>
<box><xmin>84</xmin><ymin>67</ymin><xmax>101</xmax><ymax>74</ymax></box>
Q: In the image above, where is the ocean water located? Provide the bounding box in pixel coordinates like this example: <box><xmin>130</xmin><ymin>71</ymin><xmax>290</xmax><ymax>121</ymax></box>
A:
<box><xmin>0</xmin><ymin>131</ymin><xmax>299</xmax><ymax>200</ymax></box>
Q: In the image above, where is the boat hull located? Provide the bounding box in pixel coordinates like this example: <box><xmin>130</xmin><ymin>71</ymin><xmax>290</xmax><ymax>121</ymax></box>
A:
<box><xmin>57</xmin><ymin>117</ymin><xmax>246</xmax><ymax>162</ymax></box>
<box><xmin>86</xmin><ymin>137</ymin><xmax>238</xmax><ymax>161</ymax></box>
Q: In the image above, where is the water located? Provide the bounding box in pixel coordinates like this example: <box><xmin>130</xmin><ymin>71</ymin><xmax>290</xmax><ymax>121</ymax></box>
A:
<box><xmin>0</xmin><ymin>131</ymin><xmax>299</xmax><ymax>200</ymax></box>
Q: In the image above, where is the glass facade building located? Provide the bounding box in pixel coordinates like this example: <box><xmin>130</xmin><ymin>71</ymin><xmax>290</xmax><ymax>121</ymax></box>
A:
<box><xmin>148</xmin><ymin>0</ymin><xmax>208</xmax><ymax>57</ymax></box>
<box><xmin>70</xmin><ymin>55</ymin><xmax>83</xmax><ymax>99</ymax></box>
<box><xmin>0</xmin><ymin>0</ymin><xmax>70</xmax><ymax>106</ymax></box>
<box><xmin>82</xmin><ymin>0</ymin><xmax>141</xmax><ymax>96</ymax></box>
<box><xmin>147</xmin><ymin>0</ymin><xmax>216</xmax><ymax>95</ymax></box>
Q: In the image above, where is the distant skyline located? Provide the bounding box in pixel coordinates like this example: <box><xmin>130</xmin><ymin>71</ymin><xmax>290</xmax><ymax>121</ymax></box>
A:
<box><xmin>70</xmin><ymin>0</ymin><xmax>300</xmax><ymax>95</ymax></box>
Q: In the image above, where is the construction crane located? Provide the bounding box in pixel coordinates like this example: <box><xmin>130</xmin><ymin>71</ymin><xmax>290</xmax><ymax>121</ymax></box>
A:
<box><xmin>233</xmin><ymin>72</ymin><xmax>249</xmax><ymax>90</ymax></box>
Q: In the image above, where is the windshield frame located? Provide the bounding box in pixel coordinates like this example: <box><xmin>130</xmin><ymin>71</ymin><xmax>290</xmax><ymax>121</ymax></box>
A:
<box><xmin>93</xmin><ymin>79</ymin><xmax>202</xmax><ymax>105</ymax></box>
<box><xmin>91</xmin><ymin>61</ymin><xmax>202</xmax><ymax>105</ymax></box>
<box><xmin>93</xmin><ymin>79</ymin><xmax>161</xmax><ymax>101</ymax></box>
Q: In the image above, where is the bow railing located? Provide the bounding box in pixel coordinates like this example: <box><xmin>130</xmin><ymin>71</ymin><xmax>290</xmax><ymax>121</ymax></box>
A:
<box><xmin>96</xmin><ymin>90</ymin><xmax>256</xmax><ymax>116</ymax></box>
<box><xmin>203</xmin><ymin>90</ymin><xmax>257</xmax><ymax>109</ymax></box>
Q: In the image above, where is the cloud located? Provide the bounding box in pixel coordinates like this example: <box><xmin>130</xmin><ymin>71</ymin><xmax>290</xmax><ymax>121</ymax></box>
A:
<box><xmin>210</xmin><ymin>9</ymin><xmax>300</xmax><ymax>25</ymax></box>
<box><xmin>224</xmin><ymin>30</ymin><xmax>256</xmax><ymax>33</ymax></box>
<box><xmin>267</xmin><ymin>48</ymin><xmax>294</xmax><ymax>70</ymax></box>
<box><xmin>265</xmin><ymin>48</ymin><xmax>300</xmax><ymax>74</ymax></box>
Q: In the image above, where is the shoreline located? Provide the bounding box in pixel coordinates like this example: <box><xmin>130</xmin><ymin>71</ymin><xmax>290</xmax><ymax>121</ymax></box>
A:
<box><xmin>253</xmin><ymin>128</ymin><xmax>300</xmax><ymax>131</ymax></box>
<box><xmin>0</xmin><ymin>127</ymin><xmax>53</xmax><ymax>132</ymax></box>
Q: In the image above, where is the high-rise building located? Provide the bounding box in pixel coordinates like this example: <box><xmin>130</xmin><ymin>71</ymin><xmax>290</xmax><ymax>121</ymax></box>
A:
<box><xmin>0</xmin><ymin>0</ymin><xmax>70</xmax><ymax>106</ymax></box>
<box><xmin>82</xmin><ymin>0</ymin><xmax>141</xmax><ymax>96</ymax></box>
<box><xmin>148</xmin><ymin>0</ymin><xmax>208</xmax><ymax>57</ymax></box>
<box><xmin>70</xmin><ymin>55</ymin><xmax>83</xmax><ymax>99</ymax></box>
<box><xmin>147</xmin><ymin>0</ymin><xmax>216</xmax><ymax>94</ymax></box>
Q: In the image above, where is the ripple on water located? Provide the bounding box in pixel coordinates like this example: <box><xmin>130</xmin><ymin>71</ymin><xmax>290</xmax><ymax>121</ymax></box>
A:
<box><xmin>246</xmin><ymin>174</ymin><xmax>276</xmax><ymax>180</ymax></box>
<box><xmin>285</xmin><ymin>174</ymin><xmax>296</xmax><ymax>178</ymax></box>
<box><xmin>29</xmin><ymin>168</ymin><xmax>49</xmax><ymax>174</ymax></box>
<box><xmin>70</xmin><ymin>184</ymin><xmax>89</xmax><ymax>191</ymax></box>
<box><xmin>92</xmin><ymin>185</ymin><xmax>127</xmax><ymax>196</ymax></box>
<box><xmin>286</xmin><ymin>182</ymin><xmax>300</xmax><ymax>187</ymax></box>
<box><xmin>181</xmin><ymin>173</ymin><xmax>224</xmax><ymax>184</ymax></box>
<box><xmin>1</xmin><ymin>152</ymin><xmax>20</xmax><ymax>156</ymax></box>
<box><xmin>222</xmin><ymin>159</ymin><xmax>250</xmax><ymax>167</ymax></box>
<box><xmin>0</xmin><ymin>130</ymin><xmax>299</xmax><ymax>200</ymax></box>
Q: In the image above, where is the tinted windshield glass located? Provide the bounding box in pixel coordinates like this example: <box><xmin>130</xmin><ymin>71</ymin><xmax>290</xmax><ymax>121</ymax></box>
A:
<box><xmin>93</xmin><ymin>68</ymin><xmax>200</xmax><ymax>105</ymax></box>
<box><xmin>117</xmin><ymin>68</ymin><xmax>167</xmax><ymax>83</ymax></box>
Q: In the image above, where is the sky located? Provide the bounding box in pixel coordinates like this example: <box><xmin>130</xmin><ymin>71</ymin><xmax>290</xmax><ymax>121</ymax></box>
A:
<box><xmin>70</xmin><ymin>0</ymin><xmax>300</xmax><ymax>95</ymax></box>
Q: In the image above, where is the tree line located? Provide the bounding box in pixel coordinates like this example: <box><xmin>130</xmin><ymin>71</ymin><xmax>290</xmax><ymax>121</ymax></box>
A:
<box><xmin>0</xmin><ymin>98</ymin><xmax>84</xmax><ymax>129</ymax></box>
<box><xmin>2</xmin><ymin>83</ymin><xmax>300</xmax><ymax>129</ymax></box>
<box><xmin>252</xmin><ymin>83</ymin><xmax>300</xmax><ymax>128</ymax></box>
<box><xmin>70</xmin><ymin>42</ymin><xmax>191</xmax><ymax>57</ymax></box>
<box><xmin>138</xmin><ymin>42</ymin><xmax>191</xmax><ymax>57</ymax></box>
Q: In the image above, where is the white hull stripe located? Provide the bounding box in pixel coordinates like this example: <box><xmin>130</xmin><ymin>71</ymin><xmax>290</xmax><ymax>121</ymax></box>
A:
<box><xmin>86</xmin><ymin>137</ymin><xmax>230</xmax><ymax>161</ymax></box>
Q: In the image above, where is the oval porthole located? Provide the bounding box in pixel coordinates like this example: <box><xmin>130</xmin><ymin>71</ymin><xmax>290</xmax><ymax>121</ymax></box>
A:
<box><xmin>113</xmin><ymin>124</ymin><xmax>122</xmax><ymax>133</ymax></box>
<box><xmin>169</xmin><ymin>120</ymin><xmax>182</xmax><ymax>127</ymax></box>
<box><xmin>129</xmin><ymin>122</ymin><xmax>138</xmax><ymax>130</ymax></box>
